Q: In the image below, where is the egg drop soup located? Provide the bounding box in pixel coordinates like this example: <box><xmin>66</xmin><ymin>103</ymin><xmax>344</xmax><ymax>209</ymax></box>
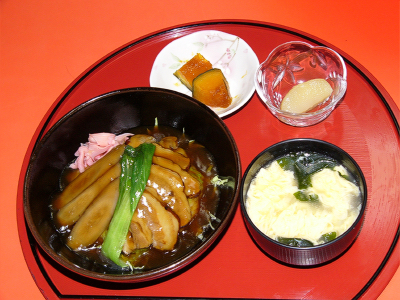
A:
<box><xmin>245</xmin><ymin>151</ymin><xmax>362</xmax><ymax>247</ymax></box>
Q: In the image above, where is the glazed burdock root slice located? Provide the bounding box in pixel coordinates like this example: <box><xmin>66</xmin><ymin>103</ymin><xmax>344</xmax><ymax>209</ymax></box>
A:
<box><xmin>56</xmin><ymin>163</ymin><xmax>121</xmax><ymax>226</ymax></box>
<box><xmin>52</xmin><ymin>144</ymin><xmax>125</xmax><ymax>210</ymax></box>
<box><xmin>67</xmin><ymin>178</ymin><xmax>120</xmax><ymax>250</ymax></box>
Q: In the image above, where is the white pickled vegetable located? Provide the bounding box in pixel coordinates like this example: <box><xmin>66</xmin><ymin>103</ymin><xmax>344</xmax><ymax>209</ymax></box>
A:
<box><xmin>280</xmin><ymin>79</ymin><xmax>333</xmax><ymax>113</ymax></box>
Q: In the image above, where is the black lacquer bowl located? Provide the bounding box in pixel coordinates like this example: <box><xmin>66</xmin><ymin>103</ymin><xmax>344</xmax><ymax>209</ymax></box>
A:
<box><xmin>23</xmin><ymin>87</ymin><xmax>241</xmax><ymax>282</ymax></box>
<box><xmin>240</xmin><ymin>139</ymin><xmax>367</xmax><ymax>266</ymax></box>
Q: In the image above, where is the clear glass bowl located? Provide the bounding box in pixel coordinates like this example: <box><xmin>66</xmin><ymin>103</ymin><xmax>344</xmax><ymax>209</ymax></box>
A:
<box><xmin>254</xmin><ymin>41</ymin><xmax>347</xmax><ymax>127</ymax></box>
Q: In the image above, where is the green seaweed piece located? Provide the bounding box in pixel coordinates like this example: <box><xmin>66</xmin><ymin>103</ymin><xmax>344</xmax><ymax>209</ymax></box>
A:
<box><xmin>277</xmin><ymin>155</ymin><xmax>296</xmax><ymax>171</ymax></box>
<box><xmin>319</xmin><ymin>232</ymin><xmax>337</xmax><ymax>243</ymax></box>
<box><xmin>309</xmin><ymin>193</ymin><xmax>319</xmax><ymax>202</ymax></box>
<box><xmin>278</xmin><ymin>152</ymin><xmax>338</xmax><ymax>189</ymax></box>
<box><xmin>293</xmin><ymin>191</ymin><xmax>319</xmax><ymax>202</ymax></box>
<box><xmin>338</xmin><ymin>171</ymin><xmax>351</xmax><ymax>181</ymax></box>
<box><xmin>277</xmin><ymin>237</ymin><xmax>314</xmax><ymax>247</ymax></box>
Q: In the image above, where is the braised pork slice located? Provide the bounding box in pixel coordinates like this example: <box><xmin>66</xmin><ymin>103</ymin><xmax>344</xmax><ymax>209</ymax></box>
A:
<box><xmin>153</xmin><ymin>143</ymin><xmax>190</xmax><ymax>170</ymax></box>
<box><xmin>122</xmin><ymin>210</ymin><xmax>152</xmax><ymax>254</ymax></box>
<box><xmin>127</xmin><ymin>134</ymin><xmax>156</xmax><ymax>148</ymax></box>
<box><xmin>152</xmin><ymin>156</ymin><xmax>200</xmax><ymax>197</ymax></box>
<box><xmin>174</xmin><ymin>147</ymin><xmax>187</xmax><ymax>157</ymax></box>
<box><xmin>124</xmin><ymin>190</ymin><xmax>179</xmax><ymax>253</ymax></box>
<box><xmin>158</xmin><ymin>136</ymin><xmax>188</xmax><ymax>157</ymax></box>
<box><xmin>147</xmin><ymin>164</ymin><xmax>192</xmax><ymax>226</ymax></box>
<box><xmin>159</xmin><ymin>136</ymin><xmax>179</xmax><ymax>150</ymax></box>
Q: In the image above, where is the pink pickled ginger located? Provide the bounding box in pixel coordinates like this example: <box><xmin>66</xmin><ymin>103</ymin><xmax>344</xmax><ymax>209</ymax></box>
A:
<box><xmin>70</xmin><ymin>132</ymin><xmax>133</xmax><ymax>173</ymax></box>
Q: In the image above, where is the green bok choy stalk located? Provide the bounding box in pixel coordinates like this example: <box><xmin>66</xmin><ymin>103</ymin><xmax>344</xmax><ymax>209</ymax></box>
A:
<box><xmin>101</xmin><ymin>143</ymin><xmax>155</xmax><ymax>267</ymax></box>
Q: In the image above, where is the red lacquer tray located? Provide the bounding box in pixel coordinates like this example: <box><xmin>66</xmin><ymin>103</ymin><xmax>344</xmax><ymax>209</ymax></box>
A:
<box><xmin>17</xmin><ymin>21</ymin><xmax>400</xmax><ymax>299</ymax></box>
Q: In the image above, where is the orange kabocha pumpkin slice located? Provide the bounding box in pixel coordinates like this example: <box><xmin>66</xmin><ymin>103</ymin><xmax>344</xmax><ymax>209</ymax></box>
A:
<box><xmin>174</xmin><ymin>53</ymin><xmax>212</xmax><ymax>91</ymax></box>
<box><xmin>192</xmin><ymin>68</ymin><xmax>232</xmax><ymax>108</ymax></box>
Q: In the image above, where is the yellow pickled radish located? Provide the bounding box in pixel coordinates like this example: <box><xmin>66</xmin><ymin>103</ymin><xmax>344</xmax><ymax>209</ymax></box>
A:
<box><xmin>280</xmin><ymin>79</ymin><xmax>333</xmax><ymax>113</ymax></box>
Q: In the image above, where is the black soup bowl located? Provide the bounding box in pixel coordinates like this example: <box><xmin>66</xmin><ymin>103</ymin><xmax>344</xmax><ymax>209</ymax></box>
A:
<box><xmin>240</xmin><ymin>139</ymin><xmax>367</xmax><ymax>266</ymax></box>
<box><xmin>23</xmin><ymin>87</ymin><xmax>241</xmax><ymax>282</ymax></box>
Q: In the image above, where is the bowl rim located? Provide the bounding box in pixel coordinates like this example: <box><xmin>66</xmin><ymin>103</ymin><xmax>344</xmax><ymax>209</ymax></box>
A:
<box><xmin>254</xmin><ymin>41</ymin><xmax>348</xmax><ymax>118</ymax></box>
<box><xmin>23</xmin><ymin>87</ymin><xmax>242</xmax><ymax>282</ymax></box>
<box><xmin>240</xmin><ymin>138</ymin><xmax>367</xmax><ymax>252</ymax></box>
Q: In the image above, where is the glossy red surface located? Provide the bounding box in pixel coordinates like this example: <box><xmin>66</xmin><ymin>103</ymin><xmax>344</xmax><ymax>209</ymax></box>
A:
<box><xmin>15</xmin><ymin>21</ymin><xmax>400</xmax><ymax>299</ymax></box>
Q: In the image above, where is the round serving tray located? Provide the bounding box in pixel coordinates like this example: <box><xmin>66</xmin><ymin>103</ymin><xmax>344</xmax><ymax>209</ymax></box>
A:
<box><xmin>17</xmin><ymin>20</ymin><xmax>400</xmax><ymax>299</ymax></box>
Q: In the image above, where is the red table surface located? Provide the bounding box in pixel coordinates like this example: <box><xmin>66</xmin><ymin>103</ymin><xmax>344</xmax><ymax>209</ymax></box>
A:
<box><xmin>16</xmin><ymin>21</ymin><xmax>400</xmax><ymax>299</ymax></box>
<box><xmin>2</xmin><ymin>2</ymin><xmax>399</xmax><ymax>300</ymax></box>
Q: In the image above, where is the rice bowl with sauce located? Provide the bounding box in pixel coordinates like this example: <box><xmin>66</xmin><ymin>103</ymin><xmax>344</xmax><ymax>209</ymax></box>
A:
<box><xmin>23</xmin><ymin>88</ymin><xmax>241</xmax><ymax>281</ymax></box>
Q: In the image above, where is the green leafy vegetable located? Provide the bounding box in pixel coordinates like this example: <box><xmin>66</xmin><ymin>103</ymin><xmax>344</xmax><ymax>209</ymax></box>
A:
<box><xmin>211</xmin><ymin>175</ymin><xmax>235</xmax><ymax>189</ymax></box>
<box><xmin>189</xmin><ymin>165</ymin><xmax>204</xmax><ymax>186</ymax></box>
<box><xmin>211</xmin><ymin>175</ymin><xmax>228</xmax><ymax>186</ymax></box>
<box><xmin>319</xmin><ymin>232</ymin><xmax>337</xmax><ymax>243</ymax></box>
<box><xmin>277</xmin><ymin>237</ymin><xmax>314</xmax><ymax>247</ymax></box>
<box><xmin>101</xmin><ymin>143</ymin><xmax>155</xmax><ymax>267</ymax></box>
